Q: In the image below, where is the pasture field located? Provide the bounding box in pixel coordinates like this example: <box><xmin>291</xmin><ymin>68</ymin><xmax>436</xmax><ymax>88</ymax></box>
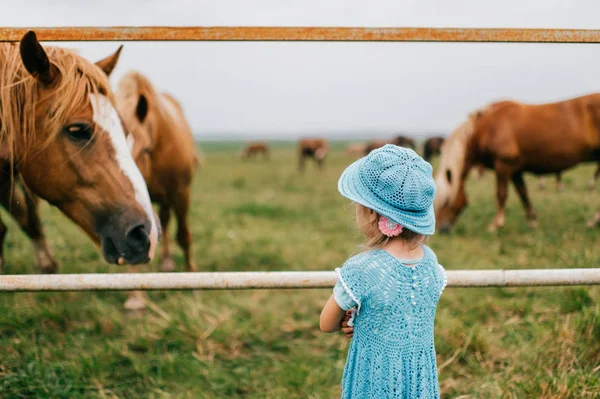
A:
<box><xmin>0</xmin><ymin>141</ymin><xmax>599</xmax><ymax>399</ymax></box>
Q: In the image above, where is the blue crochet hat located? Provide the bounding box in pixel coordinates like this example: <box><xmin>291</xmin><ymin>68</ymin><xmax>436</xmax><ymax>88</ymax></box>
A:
<box><xmin>338</xmin><ymin>144</ymin><xmax>436</xmax><ymax>235</ymax></box>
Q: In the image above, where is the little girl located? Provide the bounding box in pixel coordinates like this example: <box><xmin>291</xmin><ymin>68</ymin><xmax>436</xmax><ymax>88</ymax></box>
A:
<box><xmin>320</xmin><ymin>144</ymin><xmax>447</xmax><ymax>398</ymax></box>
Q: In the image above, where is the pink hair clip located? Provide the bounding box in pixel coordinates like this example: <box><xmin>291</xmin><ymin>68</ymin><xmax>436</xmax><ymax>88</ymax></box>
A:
<box><xmin>378</xmin><ymin>216</ymin><xmax>403</xmax><ymax>237</ymax></box>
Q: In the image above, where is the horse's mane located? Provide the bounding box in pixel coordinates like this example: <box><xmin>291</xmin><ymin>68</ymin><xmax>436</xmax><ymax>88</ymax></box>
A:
<box><xmin>441</xmin><ymin>109</ymin><xmax>480</xmax><ymax>173</ymax></box>
<box><xmin>434</xmin><ymin>108</ymin><xmax>484</xmax><ymax>205</ymax></box>
<box><xmin>116</xmin><ymin>71</ymin><xmax>158</xmax><ymax>105</ymax></box>
<box><xmin>116</xmin><ymin>71</ymin><xmax>162</xmax><ymax>145</ymax></box>
<box><xmin>0</xmin><ymin>43</ymin><xmax>111</xmax><ymax>162</ymax></box>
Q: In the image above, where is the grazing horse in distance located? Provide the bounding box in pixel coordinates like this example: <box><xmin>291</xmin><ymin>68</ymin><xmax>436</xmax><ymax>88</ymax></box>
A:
<box><xmin>240</xmin><ymin>142</ymin><xmax>270</xmax><ymax>160</ymax></box>
<box><xmin>364</xmin><ymin>139</ymin><xmax>387</xmax><ymax>155</ymax></box>
<box><xmin>116</xmin><ymin>71</ymin><xmax>199</xmax><ymax>276</ymax></box>
<box><xmin>423</xmin><ymin>137</ymin><xmax>445</xmax><ymax>163</ymax></box>
<box><xmin>298</xmin><ymin>138</ymin><xmax>328</xmax><ymax>171</ymax></box>
<box><xmin>0</xmin><ymin>32</ymin><xmax>159</xmax><ymax>274</ymax></box>
<box><xmin>392</xmin><ymin>135</ymin><xmax>416</xmax><ymax>150</ymax></box>
<box><xmin>435</xmin><ymin>95</ymin><xmax>600</xmax><ymax>232</ymax></box>
<box><xmin>346</xmin><ymin>143</ymin><xmax>366</xmax><ymax>158</ymax></box>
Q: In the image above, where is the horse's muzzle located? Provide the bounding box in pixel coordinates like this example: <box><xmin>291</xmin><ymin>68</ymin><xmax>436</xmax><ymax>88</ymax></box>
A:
<box><xmin>97</xmin><ymin>215</ymin><xmax>153</xmax><ymax>265</ymax></box>
<box><xmin>437</xmin><ymin>223</ymin><xmax>453</xmax><ymax>234</ymax></box>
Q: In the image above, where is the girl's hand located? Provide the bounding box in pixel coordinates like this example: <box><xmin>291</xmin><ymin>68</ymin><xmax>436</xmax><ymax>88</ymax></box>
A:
<box><xmin>340</xmin><ymin>309</ymin><xmax>354</xmax><ymax>338</ymax></box>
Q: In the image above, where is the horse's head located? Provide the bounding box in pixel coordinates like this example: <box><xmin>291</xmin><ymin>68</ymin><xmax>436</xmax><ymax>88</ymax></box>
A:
<box><xmin>434</xmin><ymin>117</ymin><xmax>476</xmax><ymax>233</ymax></box>
<box><xmin>115</xmin><ymin>72</ymin><xmax>155</xmax><ymax>182</ymax></box>
<box><xmin>12</xmin><ymin>32</ymin><xmax>159</xmax><ymax>265</ymax></box>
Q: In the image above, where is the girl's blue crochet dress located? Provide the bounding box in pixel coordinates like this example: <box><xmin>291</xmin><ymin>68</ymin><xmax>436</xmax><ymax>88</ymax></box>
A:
<box><xmin>334</xmin><ymin>246</ymin><xmax>447</xmax><ymax>399</ymax></box>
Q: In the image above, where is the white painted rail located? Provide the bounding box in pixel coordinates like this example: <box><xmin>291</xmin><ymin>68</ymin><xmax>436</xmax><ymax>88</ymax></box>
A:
<box><xmin>1</xmin><ymin>269</ymin><xmax>599</xmax><ymax>292</ymax></box>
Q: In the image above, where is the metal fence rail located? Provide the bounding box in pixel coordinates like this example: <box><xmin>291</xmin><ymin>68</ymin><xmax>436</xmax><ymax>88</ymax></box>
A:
<box><xmin>0</xmin><ymin>26</ymin><xmax>597</xmax><ymax>293</ymax></box>
<box><xmin>1</xmin><ymin>268</ymin><xmax>599</xmax><ymax>292</ymax></box>
<box><xmin>2</xmin><ymin>26</ymin><xmax>600</xmax><ymax>43</ymax></box>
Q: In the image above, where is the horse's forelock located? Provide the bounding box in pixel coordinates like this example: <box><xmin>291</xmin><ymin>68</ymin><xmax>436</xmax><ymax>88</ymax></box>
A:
<box><xmin>0</xmin><ymin>44</ymin><xmax>113</xmax><ymax>160</ymax></box>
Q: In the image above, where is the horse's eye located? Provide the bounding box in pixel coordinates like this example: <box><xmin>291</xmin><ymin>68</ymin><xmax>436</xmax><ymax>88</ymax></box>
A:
<box><xmin>64</xmin><ymin>123</ymin><xmax>94</xmax><ymax>143</ymax></box>
<box><xmin>446</xmin><ymin>169</ymin><xmax>453</xmax><ymax>184</ymax></box>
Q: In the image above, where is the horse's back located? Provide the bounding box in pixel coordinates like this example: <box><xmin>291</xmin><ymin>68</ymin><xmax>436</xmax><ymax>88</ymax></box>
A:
<box><xmin>159</xmin><ymin>93</ymin><xmax>197</xmax><ymax>158</ymax></box>
<box><xmin>154</xmin><ymin>93</ymin><xmax>197</xmax><ymax>185</ymax></box>
<box><xmin>474</xmin><ymin>95</ymin><xmax>600</xmax><ymax>171</ymax></box>
<box><xmin>298</xmin><ymin>138</ymin><xmax>327</xmax><ymax>150</ymax></box>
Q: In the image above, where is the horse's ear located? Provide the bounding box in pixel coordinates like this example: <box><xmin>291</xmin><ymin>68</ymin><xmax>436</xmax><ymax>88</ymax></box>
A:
<box><xmin>136</xmin><ymin>95</ymin><xmax>148</xmax><ymax>123</ymax></box>
<box><xmin>95</xmin><ymin>45</ymin><xmax>123</xmax><ymax>77</ymax></box>
<box><xmin>19</xmin><ymin>31</ymin><xmax>59</xmax><ymax>86</ymax></box>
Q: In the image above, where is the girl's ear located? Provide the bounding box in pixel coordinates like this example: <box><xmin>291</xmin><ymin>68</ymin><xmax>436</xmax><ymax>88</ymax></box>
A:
<box><xmin>369</xmin><ymin>211</ymin><xmax>378</xmax><ymax>225</ymax></box>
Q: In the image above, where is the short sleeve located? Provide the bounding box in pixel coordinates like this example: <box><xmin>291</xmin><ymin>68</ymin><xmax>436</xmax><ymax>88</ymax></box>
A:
<box><xmin>334</xmin><ymin>254</ymin><xmax>369</xmax><ymax>314</ymax></box>
<box><xmin>438</xmin><ymin>264</ymin><xmax>448</xmax><ymax>295</ymax></box>
<box><xmin>333</xmin><ymin>280</ymin><xmax>358</xmax><ymax>311</ymax></box>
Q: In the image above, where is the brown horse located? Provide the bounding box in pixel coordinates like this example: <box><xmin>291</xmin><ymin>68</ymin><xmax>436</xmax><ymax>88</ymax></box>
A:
<box><xmin>392</xmin><ymin>135</ymin><xmax>416</xmax><ymax>150</ymax></box>
<box><xmin>423</xmin><ymin>137</ymin><xmax>445</xmax><ymax>162</ymax></box>
<box><xmin>364</xmin><ymin>139</ymin><xmax>387</xmax><ymax>155</ymax></box>
<box><xmin>298</xmin><ymin>138</ymin><xmax>328</xmax><ymax>171</ymax></box>
<box><xmin>240</xmin><ymin>142</ymin><xmax>269</xmax><ymax>160</ymax></box>
<box><xmin>0</xmin><ymin>32</ymin><xmax>159</xmax><ymax>272</ymax></box>
<box><xmin>435</xmin><ymin>95</ymin><xmax>600</xmax><ymax>232</ymax></box>
<box><xmin>346</xmin><ymin>143</ymin><xmax>366</xmax><ymax>158</ymax></box>
<box><xmin>116</xmin><ymin>71</ymin><xmax>198</xmax><ymax>274</ymax></box>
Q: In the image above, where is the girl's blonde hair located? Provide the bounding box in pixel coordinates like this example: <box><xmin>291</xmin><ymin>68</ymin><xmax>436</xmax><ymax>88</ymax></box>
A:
<box><xmin>356</xmin><ymin>203</ymin><xmax>425</xmax><ymax>250</ymax></box>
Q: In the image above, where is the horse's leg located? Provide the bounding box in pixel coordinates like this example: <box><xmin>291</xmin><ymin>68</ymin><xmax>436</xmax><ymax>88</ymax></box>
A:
<box><xmin>298</xmin><ymin>153</ymin><xmax>305</xmax><ymax>172</ymax></box>
<box><xmin>474</xmin><ymin>164</ymin><xmax>485</xmax><ymax>180</ymax></box>
<box><xmin>124</xmin><ymin>265</ymin><xmax>147</xmax><ymax>311</ymax></box>
<box><xmin>538</xmin><ymin>176</ymin><xmax>546</xmax><ymax>190</ymax></box>
<box><xmin>158</xmin><ymin>203</ymin><xmax>175</xmax><ymax>272</ymax></box>
<box><xmin>488</xmin><ymin>164</ymin><xmax>511</xmax><ymax>232</ymax></box>
<box><xmin>556</xmin><ymin>172</ymin><xmax>564</xmax><ymax>192</ymax></box>
<box><xmin>174</xmin><ymin>186</ymin><xmax>196</xmax><ymax>272</ymax></box>
<box><xmin>0</xmin><ymin>183</ymin><xmax>58</xmax><ymax>273</ymax></box>
<box><xmin>512</xmin><ymin>172</ymin><xmax>538</xmax><ymax>228</ymax></box>
<box><xmin>590</xmin><ymin>163</ymin><xmax>600</xmax><ymax>191</ymax></box>
<box><xmin>588</xmin><ymin>211</ymin><xmax>600</xmax><ymax>228</ymax></box>
<box><xmin>0</xmin><ymin>214</ymin><xmax>8</xmax><ymax>274</ymax></box>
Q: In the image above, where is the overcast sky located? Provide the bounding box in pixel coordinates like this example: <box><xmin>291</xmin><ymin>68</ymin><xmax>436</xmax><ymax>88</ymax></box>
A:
<box><xmin>3</xmin><ymin>1</ymin><xmax>600</xmax><ymax>139</ymax></box>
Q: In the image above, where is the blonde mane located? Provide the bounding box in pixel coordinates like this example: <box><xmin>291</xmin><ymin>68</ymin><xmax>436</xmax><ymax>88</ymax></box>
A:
<box><xmin>115</xmin><ymin>71</ymin><xmax>162</xmax><ymax>146</ymax></box>
<box><xmin>0</xmin><ymin>43</ymin><xmax>111</xmax><ymax>163</ymax></box>
<box><xmin>434</xmin><ymin>110</ymin><xmax>480</xmax><ymax>207</ymax></box>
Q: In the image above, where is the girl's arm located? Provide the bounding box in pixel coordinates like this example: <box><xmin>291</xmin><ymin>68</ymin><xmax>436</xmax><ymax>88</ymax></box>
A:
<box><xmin>320</xmin><ymin>294</ymin><xmax>347</xmax><ymax>333</ymax></box>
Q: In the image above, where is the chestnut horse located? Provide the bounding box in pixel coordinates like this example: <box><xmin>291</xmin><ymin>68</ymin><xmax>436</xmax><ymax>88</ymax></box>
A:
<box><xmin>298</xmin><ymin>138</ymin><xmax>328</xmax><ymax>171</ymax></box>
<box><xmin>116</xmin><ymin>71</ymin><xmax>199</xmax><ymax>273</ymax></box>
<box><xmin>346</xmin><ymin>143</ymin><xmax>366</xmax><ymax>158</ymax></box>
<box><xmin>435</xmin><ymin>95</ymin><xmax>600</xmax><ymax>232</ymax></box>
<box><xmin>240</xmin><ymin>142</ymin><xmax>269</xmax><ymax>160</ymax></box>
<box><xmin>392</xmin><ymin>135</ymin><xmax>416</xmax><ymax>150</ymax></box>
<box><xmin>423</xmin><ymin>137</ymin><xmax>445</xmax><ymax>163</ymax></box>
<box><xmin>0</xmin><ymin>32</ymin><xmax>159</xmax><ymax>273</ymax></box>
<box><xmin>364</xmin><ymin>139</ymin><xmax>387</xmax><ymax>155</ymax></box>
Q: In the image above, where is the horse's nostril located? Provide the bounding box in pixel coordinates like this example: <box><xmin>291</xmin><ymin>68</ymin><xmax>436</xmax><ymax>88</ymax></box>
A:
<box><xmin>125</xmin><ymin>224</ymin><xmax>149</xmax><ymax>248</ymax></box>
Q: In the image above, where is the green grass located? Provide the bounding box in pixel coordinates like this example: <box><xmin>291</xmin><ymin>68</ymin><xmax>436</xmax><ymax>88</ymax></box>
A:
<box><xmin>1</xmin><ymin>142</ymin><xmax>599</xmax><ymax>398</ymax></box>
